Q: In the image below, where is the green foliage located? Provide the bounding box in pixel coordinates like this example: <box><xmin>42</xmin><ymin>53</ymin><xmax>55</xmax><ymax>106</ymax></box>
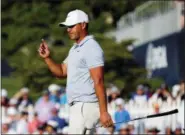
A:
<box><xmin>1</xmin><ymin>77</ymin><xmax>24</xmax><ymax>98</ymax></box>
<box><xmin>2</xmin><ymin>0</ymin><xmax>153</xmax><ymax>99</ymax></box>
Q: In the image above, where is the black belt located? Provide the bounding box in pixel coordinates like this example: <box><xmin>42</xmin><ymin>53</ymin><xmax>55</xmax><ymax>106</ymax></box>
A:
<box><xmin>69</xmin><ymin>101</ymin><xmax>98</xmax><ymax>106</ymax></box>
<box><xmin>69</xmin><ymin>101</ymin><xmax>80</xmax><ymax>106</ymax></box>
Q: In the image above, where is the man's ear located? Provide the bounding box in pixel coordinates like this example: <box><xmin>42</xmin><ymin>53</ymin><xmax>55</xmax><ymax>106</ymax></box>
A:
<box><xmin>82</xmin><ymin>23</ymin><xmax>87</xmax><ymax>30</ymax></box>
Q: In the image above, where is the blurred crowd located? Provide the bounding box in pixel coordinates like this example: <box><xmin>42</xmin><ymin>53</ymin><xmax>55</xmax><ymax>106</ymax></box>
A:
<box><xmin>1</xmin><ymin>80</ymin><xmax>184</xmax><ymax>134</ymax></box>
<box><xmin>104</xmin><ymin>80</ymin><xmax>184</xmax><ymax>135</ymax></box>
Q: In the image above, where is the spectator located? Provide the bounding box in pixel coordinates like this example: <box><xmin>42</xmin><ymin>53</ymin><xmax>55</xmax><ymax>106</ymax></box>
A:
<box><xmin>50</xmin><ymin>107</ymin><xmax>68</xmax><ymax>130</ymax></box>
<box><xmin>114</xmin><ymin>98</ymin><xmax>131</xmax><ymax>131</ymax></box>
<box><xmin>35</xmin><ymin>90</ymin><xmax>55</xmax><ymax>124</ymax></box>
<box><xmin>108</xmin><ymin>85</ymin><xmax>120</xmax><ymax>103</ymax></box>
<box><xmin>16</xmin><ymin>111</ymin><xmax>29</xmax><ymax>134</ymax></box>
<box><xmin>118</xmin><ymin>124</ymin><xmax>130</xmax><ymax>135</ymax></box>
<box><xmin>172</xmin><ymin>84</ymin><xmax>180</xmax><ymax>99</ymax></box>
<box><xmin>6</xmin><ymin>107</ymin><xmax>18</xmax><ymax>131</ymax></box>
<box><xmin>145</xmin><ymin>103</ymin><xmax>166</xmax><ymax>134</ymax></box>
<box><xmin>60</xmin><ymin>88</ymin><xmax>67</xmax><ymax>105</ymax></box>
<box><xmin>174</xmin><ymin>123</ymin><xmax>183</xmax><ymax>135</ymax></box>
<box><xmin>1</xmin><ymin>88</ymin><xmax>9</xmax><ymax>107</ymax></box>
<box><xmin>165</xmin><ymin>126</ymin><xmax>173</xmax><ymax>135</ymax></box>
<box><xmin>177</xmin><ymin>100</ymin><xmax>184</xmax><ymax>131</ymax></box>
<box><xmin>127</xmin><ymin>122</ymin><xmax>136</xmax><ymax>135</ymax></box>
<box><xmin>33</xmin><ymin>124</ymin><xmax>45</xmax><ymax>134</ymax></box>
<box><xmin>17</xmin><ymin>87</ymin><xmax>33</xmax><ymax>112</ymax></box>
<box><xmin>61</xmin><ymin>126</ymin><xmax>69</xmax><ymax>135</ymax></box>
<box><xmin>2</xmin><ymin>117</ymin><xmax>16</xmax><ymax>134</ymax></box>
<box><xmin>45</xmin><ymin>120</ymin><xmax>58</xmax><ymax>134</ymax></box>
<box><xmin>28</xmin><ymin>112</ymin><xmax>42</xmax><ymax>133</ymax></box>
<box><xmin>143</xmin><ymin>84</ymin><xmax>153</xmax><ymax>99</ymax></box>
<box><xmin>9</xmin><ymin>98</ymin><xmax>18</xmax><ymax>108</ymax></box>
<box><xmin>160</xmin><ymin>83</ymin><xmax>172</xmax><ymax>102</ymax></box>
<box><xmin>107</xmin><ymin>85</ymin><xmax>120</xmax><ymax>119</ymax></box>
<box><xmin>107</xmin><ymin>126</ymin><xmax>115</xmax><ymax>134</ymax></box>
<box><xmin>149</xmin><ymin>84</ymin><xmax>172</xmax><ymax>106</ymax></box>
<box><xmin>132</xmin><ymin>84</ymin><xmax>148</xmax><ymax>107</ymax></box>
<box><xmin>1</xmin><ymin>89</ymin><xmax>9</xmax><ymax>120</ymax></box>
<box><xmin>147</xmin><ymin>127</ymin><xmax>160</xmax><ymax>135</ymax></box>
<box><xmin>58</xmin><ymin>104</ymin><xmax>70</xmax><ymax>123</ymax></box>
<box><xmin>48</xmin><ymin>84</ymin><xmax>61</xmax><ymax>104</ymax></box>
<box><xmin>176</xmin><ymin>80</ymin><xmax>185</xmax><ymax>102</ymax></box>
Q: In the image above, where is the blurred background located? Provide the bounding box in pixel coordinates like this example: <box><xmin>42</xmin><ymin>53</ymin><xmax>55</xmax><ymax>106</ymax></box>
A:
<box><xmin>1</xmin><ymin>0</ymin><xmax>184</xmax><ymax>134</ymax></box>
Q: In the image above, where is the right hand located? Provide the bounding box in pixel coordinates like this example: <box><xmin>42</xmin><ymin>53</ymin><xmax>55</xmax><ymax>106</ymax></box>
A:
<box><xmin>38</xmin><ymin>39</ymin><xmax>50</xmax><ymax>59</ymax></box>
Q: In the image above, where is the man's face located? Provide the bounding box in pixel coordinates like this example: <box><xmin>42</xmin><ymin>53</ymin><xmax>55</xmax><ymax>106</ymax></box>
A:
<box><xmin>43</xmin><ymin>94</ymin><xmax>49</xmax><ymax>101</ymax></box>
<box><xmin>67</xmin><ymin>24</ymin><xmax>81</xmax><ymax>40</ymax></box>
<box><xmin>136</xmin><ymin>89</ymin><xmax>143</xmax><ymax>95</ymax></box>
<box><xmin>67</xmin><ymin>23</ymin><xmax>83</xmax><ymax>40</ymax></box>
<box><xmin>111</xmin><ymin>93</ymin><xmax>118</xmax><ymax>99</ymax></box>
<box><xmin>46</xmin><ymin>125</ymin><xmax>54</xmax><ymax>134</ymax></box>
<box><xmin>23</xmin><ymin>93</ymin><xmax>28</xmax><ymax>99</ymax></box>
<box><xmin>153</xmin><ymin>105</ymin><xmax>160</xmax><ymax>113</ymax></box>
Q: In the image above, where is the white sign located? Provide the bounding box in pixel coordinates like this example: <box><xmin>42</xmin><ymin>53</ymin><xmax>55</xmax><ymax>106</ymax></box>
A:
<box><xmin>146</xmin><ymin>43</ymin><xmax>168</xmax><ymax>78</ymax></box>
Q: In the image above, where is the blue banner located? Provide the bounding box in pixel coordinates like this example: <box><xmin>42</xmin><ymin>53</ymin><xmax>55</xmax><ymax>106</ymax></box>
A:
<box><xmin>132</xmin><ymin>29</ymin><xmax>185</xmax><ymax>86</ymax></box>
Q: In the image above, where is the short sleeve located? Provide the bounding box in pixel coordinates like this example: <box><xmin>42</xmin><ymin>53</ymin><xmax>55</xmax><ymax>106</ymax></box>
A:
<box><xmin>84</xmin><ymin>46</ymin><xmax>104</xmax><ymax>69</ymax></box>
<box><xmin>63</xmin><ymin>56</ymin><xmax>68</xmax><ymax>64</ymax></box>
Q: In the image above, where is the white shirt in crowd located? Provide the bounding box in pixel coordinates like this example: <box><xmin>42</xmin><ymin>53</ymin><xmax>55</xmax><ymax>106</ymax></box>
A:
<box><xmin>145</xmin><ymin>114</ymin><xmax>167</xmax><ymax>134</ymax></box>
<box><xmin>16</xmin><ymin>118</ymin><xmax>29</xmax><ymax>134</ymax></box>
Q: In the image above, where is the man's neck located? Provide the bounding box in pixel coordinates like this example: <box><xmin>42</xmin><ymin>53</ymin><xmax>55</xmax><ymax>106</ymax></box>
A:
<box><xmin>76</xmin><ymin>32</ymin><xmax>88</xmax><ymax>44</ymax></box>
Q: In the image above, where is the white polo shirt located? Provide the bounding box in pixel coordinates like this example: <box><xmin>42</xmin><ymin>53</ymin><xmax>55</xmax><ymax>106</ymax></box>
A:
<box><xmin>64</xmin><ymin>35</ymin><xmax>104</xmax><ymax>104</ymax></box>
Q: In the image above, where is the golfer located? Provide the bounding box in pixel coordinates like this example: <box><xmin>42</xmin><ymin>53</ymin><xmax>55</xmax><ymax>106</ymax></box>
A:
<box><xmin>38</xmin><ymin>9</ymin><xmax>113</xmax><ymax>134</ymax></box>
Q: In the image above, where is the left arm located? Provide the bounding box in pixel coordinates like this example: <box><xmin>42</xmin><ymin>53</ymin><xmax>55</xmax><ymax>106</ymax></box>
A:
<box><xmin>90</xmin><ymin>66</ymin><xmax>113</xmax><ymax>127</ymax></box>
<box><xmin>85</xmin><ymin>42</ymin><xmax>113</xmax><ymax>128</ymax></box>
<box><xmin>90</xmin><ymin>66</ymin><xmax>107</xmax><ymax>113</ymax></box>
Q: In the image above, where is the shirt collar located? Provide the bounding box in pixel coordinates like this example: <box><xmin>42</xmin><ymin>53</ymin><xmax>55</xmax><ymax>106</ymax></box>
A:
<box><xmin>73</xmin><ymin>35</ymin><xmax>94</xmax><ymax>47</ymax></box>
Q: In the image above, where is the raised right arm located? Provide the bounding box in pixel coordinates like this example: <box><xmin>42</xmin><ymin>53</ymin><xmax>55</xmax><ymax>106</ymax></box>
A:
<box><xmin>44</xmin><ymin>57</ymin><xmax>67</xmax><ymax>78</ymax></box>
<box><xmin>38</xmin><ymin>39</ymin><xmax>67</xmax><ymax>78</ymax></box>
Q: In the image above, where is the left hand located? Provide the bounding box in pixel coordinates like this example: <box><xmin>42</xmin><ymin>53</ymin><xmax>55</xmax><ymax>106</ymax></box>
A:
<box><xmin>100</xmin><ymin>112</ymin><xmax>114</xmax><ymax>128</ymax></box>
